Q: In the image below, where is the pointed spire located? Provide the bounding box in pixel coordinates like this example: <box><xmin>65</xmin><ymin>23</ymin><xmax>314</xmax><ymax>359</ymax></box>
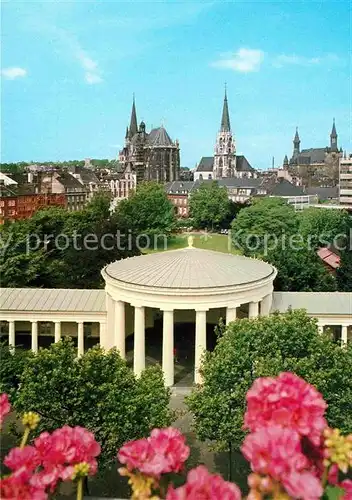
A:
<box><xmin>129</xmin><ymin>95</ymin><xmax>138</xmax><ymax>137</ymax></box>
<box><xmin>294</xmin><ymin>127</ymin><xmax>300</xmax><ymax>143</ymax></box>
<box><xmin>125</xmin><ymin>126</ymin><xmax>129</xmax><ymax>139</ymax></box>
<box><xmin>220</xmin><ymin>85</ymin><xmax>231</xmax><ymax>132</ymax></box>
<box><xmin>331</xmin><ymin>118</ymin><xmax>337</xmax><ymax>137</ymax></box>
<box><xmin>283</xmin><ymin>155</ymin><xmax>289</xmax><ymax>166</ymax></box>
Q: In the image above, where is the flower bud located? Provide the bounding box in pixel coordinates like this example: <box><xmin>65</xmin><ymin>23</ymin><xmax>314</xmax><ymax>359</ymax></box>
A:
<box><xmin>22</xmin><ymin>412</ymin><xmax>40</xmax><ymax>430</ymax></box>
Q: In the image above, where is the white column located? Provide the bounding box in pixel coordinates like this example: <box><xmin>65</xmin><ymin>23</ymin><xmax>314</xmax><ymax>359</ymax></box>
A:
<box><xmin>114</xmin><ymin>300</ymin><xmax>126</xmax><ymax>358</ymax></box>
<box><xmin>260</xmin><ymin>294</ymin><xmax>272</xmax><ymax>317</ymax></box>
<box><xmin>249</xmin><ymin>301</ymin><xmax>259</xmax><ymax>319</ymax></box>
<box><xmin>226</xmin><ymin>306</ymin><xmax>237</xmax><ymax>325</ymax></box>
<box><xmin>162</xmin><ymin>309</ymin><xmax>174</xmax><ymax>387</ymax></box>
<box><xmin>134</xmin><ymin>306</ymin><xmax>145</xmax><ymax>377</ymax></box>
<box><xmin>31</xmin><ymin>321</ymin><xmax>38</xmax><ymax>353</ymax></box>
<box><xmin>341</xmin><ymin>325</ymin><xmax>348</xmax><ymax>346</ymax></box>
<box><xmin>99</xmin><ymin>321</ymin><xmax>107</xmax><ymax>347</ymax></box>
<box><xmin>77</xmin><ymin>321</ymin><xmax>84</xmax><ymax>356</ymax></box>
<box><xmin>8</xmin><ymin>320</ymin><xmax>15</xmax><ymax>353</ymax></box>
<box><xmin>105</xmin><ymin>293</ymin><xmax>115</xmax><ymax>350</ymax></box>
<box><xmin>54</xmin><ymin>321</ymin><xmax>61</xmax><ymax>343</ymax></box>
<box><xmin>195</xmin><ymin>310</ymin><xmax>207</xmax><ymax>384</ymax></box>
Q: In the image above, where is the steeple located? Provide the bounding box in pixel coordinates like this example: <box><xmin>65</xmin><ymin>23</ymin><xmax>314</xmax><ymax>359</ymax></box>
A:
<box><xmin>283</xmin><ymin>155</ymin><xmax>289</xmax><ymax>167</ymax></box>
<box><xmin>220</xmin><ymin>87</ymin><xmax>231</xmax><ymax>132</ymax></box>
<box><xmin>129</xmin><ymin>95</ymin><xmax>138</xmax><ymax>138</ymax></box>
<box><xmin>330</xmin><ymin>118</ymin><xmax>338</xmax><ymax>151</ymax></box>
<box><xmin>293</xmin><ymin>127</ymin><xmax>300</xmax><ymax>156</ymax></box>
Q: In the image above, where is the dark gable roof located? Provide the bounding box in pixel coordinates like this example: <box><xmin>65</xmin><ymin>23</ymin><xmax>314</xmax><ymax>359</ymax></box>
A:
<box><xmin>147</xmin><ymin>127</ymin><xmax>173</xmax><ymax>147</ymax></box>
<box><xmin>218</xmin><ymin>178</ymin><xmax>262</xmax><ymax>188</ymax></box>
<box><xmin>306</xmin><ymin>186</ymin><xmax>338</xmax><ymax>200</ymax></box>
<box><xmin>57</xmin><ymin>172</ymin><xmax>85</xmax><ymax>190</ymax></box>
<box><xmin>196</xmin><ymin>157</ymin><xmax>213</xmax><ymax>172</ymax></box>
<box><xmin>165</xmin><ymin>181</ymin><xmax>197</xmax><ymax>194</ymax></box>
<box><xmin>264</xmin><ymin>178</ymin><xmax>305</xmax><ymax>197</ymax></box>
<box><xmin>196</xmin><ymin>155</ymin><xmax>255</xmax><ymax>173</ymax></box>
<box><xmin>299</xmin><ymin>148</ymin><xmax>327</xmax><ymax>164</ymax></box>
<box><xmin>236</xmin><ymin>155</ymin><xmax>255</xmax><ymax>172</ymax></box>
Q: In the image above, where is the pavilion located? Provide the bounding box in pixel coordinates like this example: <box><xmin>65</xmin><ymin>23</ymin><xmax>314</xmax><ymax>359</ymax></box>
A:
<box><xmin>0</xmin><ymin>240</ymin><xmax>351</xmax><ymax>386</ymax></box>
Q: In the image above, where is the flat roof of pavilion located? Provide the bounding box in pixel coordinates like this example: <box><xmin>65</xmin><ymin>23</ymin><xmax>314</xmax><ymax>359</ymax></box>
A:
<box><xmin>0</xmin><ymin>288</ymin><xmax>351</xmax><ymax>316</ymax></box>
<box><xmin>0</xmin><ymin>288</ymin><xmax>105</xmax><ymax>312</ymax></box>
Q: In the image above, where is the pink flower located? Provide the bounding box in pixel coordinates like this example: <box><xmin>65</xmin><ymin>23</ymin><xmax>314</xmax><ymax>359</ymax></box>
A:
<box><xmin>340</xmin><ymin>479</ymin><xmax>352</xmax><ymax>500</ymax></box>
<box><xmin>33</xmin><ymin>426</ymin><xmax>100</xmax><ymax>487</ymax></box>
<box><xmin>35</xmin><ymin>426</ymin><xmax>100</xmax><ymax>476</ymax></box>
<box><xmin>0</xmin><ymin>393</ymin><xmax>11</xmax><ymax>427</ymax></box>
<box><xmin>0</xmin><ymin>476</ymin><xmax>47</xmax><ymax>500</ymax></box>
<box><xmin>118</xmin><ymin>438</ymin><xmax>151</xmax><ymax>471</ymax></box>
<box><xmin>166</xmin><ymin>465</ymin><xmax>241</xmax><ymax>500</ymax></box>
<box><xmin>242</xmin><ymin>426</ymin><xmax>322</xmax><ymax>500</ymax></box>
<box><xmin>118</xmin><ymin>427</ymin><xmax>190</xmax><ymax>478</ymax></box>
<box><xmin>244</xmin><ymin>372</ymin><xmax>327</xmax><ymax>445</ymax></box>
<box><xmin>4</xmin><ymin>446</ymin><xmax>41</xmax><ymax>482</ymax></box>
<box><xmin>147</xmin><ymin>428</ymin><xmax>190</xmax><ymax>474</ymax></box>
<box><xmin>283</xmin><ymin>471</ymin><xmax>323</xmax><ymax>500</ymax></box>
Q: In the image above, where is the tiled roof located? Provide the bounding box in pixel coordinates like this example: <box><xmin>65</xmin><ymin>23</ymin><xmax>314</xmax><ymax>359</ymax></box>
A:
<box><xmin>317</xmin><ymin>248</ymin><xmax>340</xmax><ymax>270</ymax></box>
<box><xmin>147</xmin><ymin>127</ymin><xmax>173</xmax><ymax>147</ymax></box>
<box><xmin>306</xmin><ymin>187</ymin><xmax>338</xmax><ymax>200</ymax></box>
<box><xmin>57</xmin><ymin>172</ymin><xmax>85</xmax><ymax>190</ymax></box>
<box><xmin>263</xmin><ymin>178</ymin><xmax>305</xmax><ymax>197</ymax></box>
<box><xmin>196</xmin><ymin>157</ymin><xmax>213</xmax><ymax>172</ymax></box>
<box><xmin>105</xmin><ymin>248</ymin><xmax>275</xmax><ymax>289</ymax></box>
<box><xmin>0</xmin><ymin>288</ymin><xmax>106</xmax><ymax>312</ymax></box>
<box><xmin>298</xmin><ymin>148</ymin><xmax>327</xmax><ymax>164</ymax></box>
<box><xmin>196</xmin><ymin>155</ymin><xmax>255</xmax><ymax>173</ymax></box>
<box><xmin>272</xmin><ymin>292</ymin><xmax>352</xmax><ymax>315</ymax></box>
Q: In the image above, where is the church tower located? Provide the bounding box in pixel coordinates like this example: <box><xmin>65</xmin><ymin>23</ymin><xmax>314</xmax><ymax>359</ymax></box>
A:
<box><xmin>213</xmin><ymin>88</ymin><xmax>236</xmax><ymax>179</ymax></box>
<box><xmin>330</xmin><ymin>119</ymin><xmax>338</xmax><ymax>152</ymax></box>
<box><xmin>293</xmin><ymin>127</ymin><xmax>300</xmax><ymax>157</ymax></box>
<box><xmin>127</xmin><ymin>96</ymin><xmax>138</xmax><ymax>139</ymax></box>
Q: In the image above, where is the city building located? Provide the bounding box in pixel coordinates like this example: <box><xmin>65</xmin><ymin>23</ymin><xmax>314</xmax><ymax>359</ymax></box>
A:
<box><xmin>165</xmin><ymin>177</ymin><xmax>312</xmax><ymax>216</ymax></box>
<box><xmin>194</xmin><ymin>90</ymin><xmax>257</xmax><ymax>181</ymax></box>
<box><xmin>118</xmin><ymin>97</ymin><xmax>180</xmax><ymax>185</ymax></box>
<box><xmin>1</xmin><ymin>244</ymin><xmax>351</xmax><ymax>387</ymax></box>
<box><xmin>0</xmin><ymin>190</ymin><xmax>66</xmax><ymax>224</ymax></box>
<box><xmin>284</xmin><ymin>121</ymin><xmax>343</xmax><ymax>187</ymax></box>
<box><xmin>339</xmin><ymin>154</ymin><xmax>352</xmax><ymax>205</ymax></box>
<box><xmin>40</xmin><ymin>171</ymin><xmax>88</xmax><ymax>211</ymax></box>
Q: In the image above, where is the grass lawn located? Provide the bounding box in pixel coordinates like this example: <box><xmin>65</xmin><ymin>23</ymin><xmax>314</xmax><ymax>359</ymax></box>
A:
<box><xmin>143</xmin><ymin>232</ymin><xmax>241</xmax><ymax>255</ymax></box>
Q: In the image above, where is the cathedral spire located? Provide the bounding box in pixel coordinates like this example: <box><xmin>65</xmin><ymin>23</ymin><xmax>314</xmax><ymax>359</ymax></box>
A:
<box><xmin>129</xmin><ymin>95</ymin><xmax>138</xmax><ymax>137</ymax></box>
<box><xmin>220</xmin><ymin>86</ymin><xmax>231</xmax><ymax>132</ymax></box>
<box><xmin>330</xmin><ymin>118</ymin><xmax>338</xmax><ymax>151</ymax></box>
<box><xmin>293</xmin><ymin>127</ymin><xmax>300</xmax><ymax>156</ymax></box>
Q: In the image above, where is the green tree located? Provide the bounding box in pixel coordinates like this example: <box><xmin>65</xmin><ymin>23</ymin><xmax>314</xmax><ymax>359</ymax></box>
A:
<box><xmin>14</xmin><ymin>340</ymin><xmax>172</xmax><ymax>469</ymax></box>
<box><xmin>0</xmin><ymin>341</ymin><xmax>33</xmax><ymax>401</ymax></box>
<box><xmin>189</xmin><ymin>181</ymin><xmax>231</xmax><ymax>230</ymax></box>
<box><xmin>231</xmin><ymin>198</ymin><xmax>298</xmax><ymax>256</ymax></box>
<box><xmin>266</xmin><ymin>245</ymin><xmax>337</xmax><ymax>291</ymax></box>
<box><xmin>186</xmin><ymin>310</ymin><xmax>352</xmax><ymax>451</ymax></box>
<box><xmin>0</xmin><ymin>202</ymin><xmax>140</xmax><ymax>288</ymax></box>
<box><xmin>336</xmin><ymin>247</ymin><xmax>352</xmax><ymax>291</ymax></box>
<box><xmin>298</xmin><ymin>208</ymin><xmax>349</xmax><ymax>249</ymax></box>
<box><xmin>115</xmin><ymin>182</ymin><xmax>176</xmax><ymax>238</ymax></box>
<box><xmin>336</xmin><ymin>217</ymin><xmax>352</xmax><ymax>292</ymax></box>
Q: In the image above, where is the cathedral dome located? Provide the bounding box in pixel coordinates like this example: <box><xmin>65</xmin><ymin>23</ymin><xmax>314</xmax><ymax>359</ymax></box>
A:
<box><xmin>147</xmin><ymin>126</ymin><xmax>173</xmax><ymax>147</ymax></box>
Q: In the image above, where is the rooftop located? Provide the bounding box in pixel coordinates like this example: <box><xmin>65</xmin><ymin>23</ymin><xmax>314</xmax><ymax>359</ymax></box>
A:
<box><xmin>0</xmin><ymin>288</ymin><xmax>105</xmax><ymax>312</ymax></box>
<box><xmin>104</xmin><ymin>247</ymin><xmax>275</xmax><ymax>289</ymax></box>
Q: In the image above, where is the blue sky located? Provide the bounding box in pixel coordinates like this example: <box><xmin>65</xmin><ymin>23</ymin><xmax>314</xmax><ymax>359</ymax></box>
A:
<box><xmin>1</xmin><ymin>0</ymin><xmax>351</xmax><ymax>170</ymax></box>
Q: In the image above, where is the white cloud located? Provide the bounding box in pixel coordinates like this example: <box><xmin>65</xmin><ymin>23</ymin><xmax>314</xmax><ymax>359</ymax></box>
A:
<box><xmin>212</xmin><ymin>48</ymin><xmax>264</xmax><ymax>73</ymax></box>
<box><xmin>70</xmin><ymin>43</ymin><xmax>103</xmax><ymax>85</ymax></box>
<box><xmin>1</xmin><ymin>67</ymin><xmax>27</xmax><ymax>80</ymax></box>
